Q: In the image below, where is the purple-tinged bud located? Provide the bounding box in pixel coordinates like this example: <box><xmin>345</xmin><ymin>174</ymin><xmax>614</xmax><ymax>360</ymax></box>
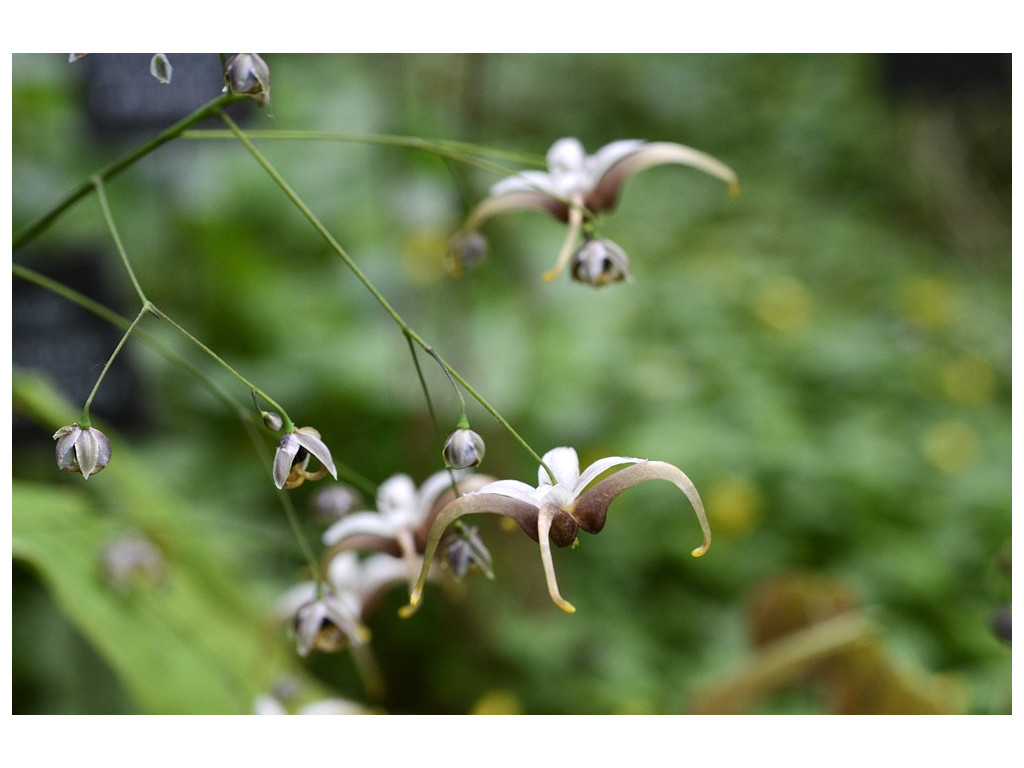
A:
<box><xmin>224</xmin><ymin>53</ymin><xmax>271</xmax><ymax>108</ymax></box>
<box><xmin>53</xmin><ymin>423</ymin><xmax>112</xmax><ymax>479</ymax></box>
<box><xmin>571</xmin><ymin>238</ymin><xmax>632</xmax><ymax>287</ymax></box>
<box><xmin>443</xmin><ymin>428</ymin><xmax>485</xmax><ymax>469</ymax></box>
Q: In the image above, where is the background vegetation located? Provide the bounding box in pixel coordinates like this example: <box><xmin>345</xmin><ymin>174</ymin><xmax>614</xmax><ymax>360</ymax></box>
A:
<box><xmin>11</xmin><ymin>53</ymin><xmax>1011</xmax><ymax>714</ymax></box>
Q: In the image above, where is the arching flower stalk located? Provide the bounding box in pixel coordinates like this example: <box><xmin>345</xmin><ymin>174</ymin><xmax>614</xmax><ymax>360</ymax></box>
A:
<box><xmin>451</xmin><ymin>137</ymin><xmax>738</xmax><ymax>282</ymax></box>
<box><xmin>401</xmin><ymin>447</ymin><xmax>712</xmax><ymax>616</ymax></box>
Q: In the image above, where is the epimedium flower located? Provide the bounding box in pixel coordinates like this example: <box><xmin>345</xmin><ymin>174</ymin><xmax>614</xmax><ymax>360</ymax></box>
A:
<box><xmin>273</xmin><ymin>426</ymin><xmax>338</xmax><ymax>490</ymax></box>
<box><xmin>402</xmin><ymin>446</ymin><xmax>712</xmax><ymax>615</ymax></box>
<box><xmin>224</xmin><ymin>53</ymin><xmax>271</xmax><ymax>107</ymax></box>
<box><xmin>53</xmin><ymin>423</ymin><xmax>111</xmax><ymax>479</ymax></box>
<box><xmin>275</xmin><ymin>551</ymin><xmax>429</xmax><ymax>656</ymax></box>
<box><xmin>321</xmin><ymin>469</ymin><xmax>490</xmax><ymax>595</ymax></box>
<box><xmin>452</xmin><ymin>137</ymin><xmax>738</xmax><ymax>283</ymax></box>
<box><xmin>571</xmin><ymin>237</ymin><xmax>632</xmax><ymax>287</ymax></box>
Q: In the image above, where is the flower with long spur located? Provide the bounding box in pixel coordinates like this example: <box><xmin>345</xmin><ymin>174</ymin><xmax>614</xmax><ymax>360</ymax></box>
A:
<box><xmin>401</xmin><ymin>447</ymin><xmax>712</xmax><ymax>615</ymax></box>
<box><xmin>321</xmin><ymin>469</ymin><xmax>493</xmax><ymax>596</ymax></box>
<box><xmin>275</xmin><ymin>551</ymin><xmax>428</xmax><ymax>656</ymax></box>
<box><xmin>450</xmin><ymin>137</ymin><xmax>738</xmax><ymax>282</ymax></box>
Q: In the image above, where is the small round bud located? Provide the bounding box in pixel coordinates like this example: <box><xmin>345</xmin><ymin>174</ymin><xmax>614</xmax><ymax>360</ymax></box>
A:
<box><xmin>53</xmin><ymin>423</ymin><xmax>112</xmax><ymax>479</ymax></box>
<box><xmin>571</xmin><ymin>237</ymin><xmax>632</xmax><ymax>287</ymax></box>
<box><xmin>262</xmin><ymin>411</ymin><xmax>283</xmax><ymax>431</ymax></box>
<box><xmin>310</xmin><ymin>484</ymin><xmax>361</xmax><ymax>525</ymax></box>
<box><xmin>224</xmin><ymin>53</ymin><xmax>271</xmax><ymax>107</ymax></box>
<box><xmin>445</xmin><ymin>231</ymin><xmax>488</xmax><ymax>276</ymax></box>
<box><xmin>443</xmin><ymin>428</ymin><xmax>486</xmax><ymax>469</ymax></box>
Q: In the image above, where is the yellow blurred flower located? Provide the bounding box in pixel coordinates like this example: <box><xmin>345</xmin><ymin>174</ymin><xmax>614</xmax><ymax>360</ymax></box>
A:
<box><xmin>921</xmin><ymin>420</ymin><xmax>979</xmax><ymax>474</ymax></box>
<box><xmin>707</xmin><ymin>475</ymin><xmax>763</xmax><ymax>537</ymax></box>
<box><xmin>941</xmin><ymin>354</ymin><xmax>996</xmax><ymax>407</ymax></box>
<box><xmin>752</xmin><ymin>275</ymin><xmax>812</xmax><ymax>332</ymax></box>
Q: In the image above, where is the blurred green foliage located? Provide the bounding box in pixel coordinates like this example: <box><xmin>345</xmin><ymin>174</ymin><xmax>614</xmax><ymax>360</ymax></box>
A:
<box><xmin>12</xmin><ymin>53</ymin><xmax>1011</xmax><ymax>714</ymax></box>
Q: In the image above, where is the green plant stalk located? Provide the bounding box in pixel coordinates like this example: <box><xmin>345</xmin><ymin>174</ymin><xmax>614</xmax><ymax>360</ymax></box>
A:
<box><xmin>13</xmin><ymin>264</ymin><xmax>242</xmax><ymax>417</ymax></box>
<box><xmin>79</xmin><ymin>307</ymin><xmax>147</xmax><ymax>428</ymax></box>
<box><xmin>13</xmin><ymin>93</ymin><xmax>243</xmax><ymax>252</ymax></box>
<box><xmin>151</xmin><ymin>308</ymin><xmax>294</xmax><ymax>433</ymax></box>
<box><xmin>93</xmin><ymin>166</ymin><xmax>295</xmax><ymax>432</ymax></box>
<box><xmin>218</xmin><ymin>110</ymin><xmax>555</xmax><ymax>482</ymax></box>
<box><xmin>94</xmin><ymin>177</ymin><xmax>148</xmax><ymax>304</ymax></box>
<box><xmin>182</xmin><ymin>128</ymin><xmax>543</xmax><ymax>176</ymax></box>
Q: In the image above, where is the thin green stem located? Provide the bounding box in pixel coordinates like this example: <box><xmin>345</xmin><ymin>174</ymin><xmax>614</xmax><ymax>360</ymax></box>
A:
<box><xmin>406</xmin><ymin>335</ymin><xmax>442</xmax><ymax>437</ymax></box>
<box><xmin>219</xmin><ymin>111</ymin><xmax>555</xmax><ymax>483</ymax></box>
<box><xmin>94</xmin><ymin>177</ymin><xmax>147</xmax><ymax>304</ymax></box>
<box><xmin>12</xmin><ymin>264</ymin><xmax>243</xmax><ymax>416</ymax></box>
<box><xmin>80</xmin><ymin>306</ymin><xmax>147</xmax><ymax>427</ymax></box>
<box><xmin>13</xmin><ymin>93</ymin><xmax>243</xmax><ymax>251</ymax></box>
<box><xmin>182</xmin><ymin>128</ymin><xmax>543</xmax><ymax>177</ymax></box>
<box><xmin>151</xmin><ymin>305</ymin><xmax>294</xmax><ymax>432</ymax></box>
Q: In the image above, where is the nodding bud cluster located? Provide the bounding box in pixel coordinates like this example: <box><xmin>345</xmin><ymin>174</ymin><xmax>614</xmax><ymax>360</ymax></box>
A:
<box><xmin>53</xmin><ymin>424</ymin><xmax>112</xmax><ymax>479</ymax></box>
<box><xmin>224</xmin><ymin>53</ymin><xmax>271</xmax><ymax>107</ymax></box>
<box><xmin>443</xmin><ymin>428</ymin><xmax>486</xmax><ymax>469</ymax></box>
<box><xmin>572</xmin><ymin>238</ymin><xmax>632</xmax><ymax>287</ymax></box>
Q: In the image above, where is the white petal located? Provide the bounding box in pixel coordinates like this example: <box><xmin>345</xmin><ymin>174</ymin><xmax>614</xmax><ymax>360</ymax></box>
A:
<box><xmin>575</xmin><ymin>455</ymin><xmax>643</xmax><ymax>494</ymax></box>
<box><xmin>325</xmin><ymin>551</ymin><xmax>361</xmax><ymax>590</ymax></box>
<box><xmin>273</xmin><ymin>580</ymin><xmax>317</xmax><ymax>621</ymax></box>
<box><xmin>490</xmin><ymin>169</ymin><xmax>560</xmax><ymax>198</ymax></box>
<box><xmin>254</xmin><ymin>695</ymin><xmax>288</xmax><ymax>715</ymax></box>
<box><xmin>415</xmin><ymin>469</ymin><xmax>463</xmax><ymax>523</ymax></box>
<box><xmin>297</xmin><ymin>698</ymin><xmax>369</xmax><ymax>715</ymax></box>
<box><xmin>273</xmin><ymin>433</ymin><xmax>300</xmax><ymax>489</ymax></box>
<box><xmin>546</xmin><ymin>138</ymin><xmax>587</xmax><ymax>174</ymax></box>
<box><xmin>540</xmin><ymin>447</ymin><xmax>580</xmax><ymax>488</ymax></box>
<box><xmin>587</xmin><ymin>139</ymin><xmax>646</xmax><ymax>182</ymax></box>
<box><xmin>295</xmin><ymin>427</ymin><xmax>338</xmax><ymax>480</ymax></box>
<box><xmin>376</xmin><ymin>474</ymin><xmax>417</xmax><ymax>524</ymax></box>
<box><xmin>321</xmin><ymin>513</ymin><xmax>399</xmax><ymax>546</ymax></box>
<box><xmin>473</xmin><ymin>479</ymin><xmax>541</xmax><ymax>507</ymax></box>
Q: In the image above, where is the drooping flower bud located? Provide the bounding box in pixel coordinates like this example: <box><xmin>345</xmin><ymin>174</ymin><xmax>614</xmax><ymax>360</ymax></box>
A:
<box><xmin>443</xmin><ymin>428</ymin><xmax>486</xmax><ymax>469</ymax></box>
<box><xmin>224</xmin><ymin>53</ymin><xmax>271</xmax><ymax>107</ymax></box>
<box><xmin>444</xmin><ymin>525</ymin><xmax>494</xmax><ymax>580</ymax></box>
<box><xmin>53</xmin><ymin>423</ymin><xmax>112</xmax><ymax>479</ymax></box>
<box><xmin>445</xmin><ymin>231</ymin><xmax>488</xmax><ymax>276</ymax></box>
<box><xmin>311</xmin><ymin>484</ymin><xmax>361</xmax><ymax>524</ymax></box>
<box><xmin>262</xmin><ymin>411</ymin><xmax>284</xmax><ymax>431</ymax></box>
<box><xmin>571</xmin><ymin>237</ymin><xmax>632</xmax><ymax>287</ymax></box>
<box><xmin>273</xmin><ymin>426</ymin><xmax>338</xmax><ymax>490</ymax></box>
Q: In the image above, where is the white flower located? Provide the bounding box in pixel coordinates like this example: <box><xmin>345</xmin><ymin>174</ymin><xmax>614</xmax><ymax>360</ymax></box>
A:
<box><xmin>456</xmin><ymin>137</ymin><xmax>738</xmax><ymax>282</ymax></box>
<box><xmin>403</xmin><ymin>447</ymin><xmax>712</xmax><ymax>615</ymax></box>
<box><xmin>275</xmin><ymin>551</ymin><xmax>415</xmax><ymax>656</ymax></box>
<box><xmin>272</xmin><ymin>426</ymin><xmax>338</xmax><ymax>490</ymax></box>
<box><xmin>321</xmin><ymin>470</ymin><xmax>464</xmax><ymax>593</ymax></box>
